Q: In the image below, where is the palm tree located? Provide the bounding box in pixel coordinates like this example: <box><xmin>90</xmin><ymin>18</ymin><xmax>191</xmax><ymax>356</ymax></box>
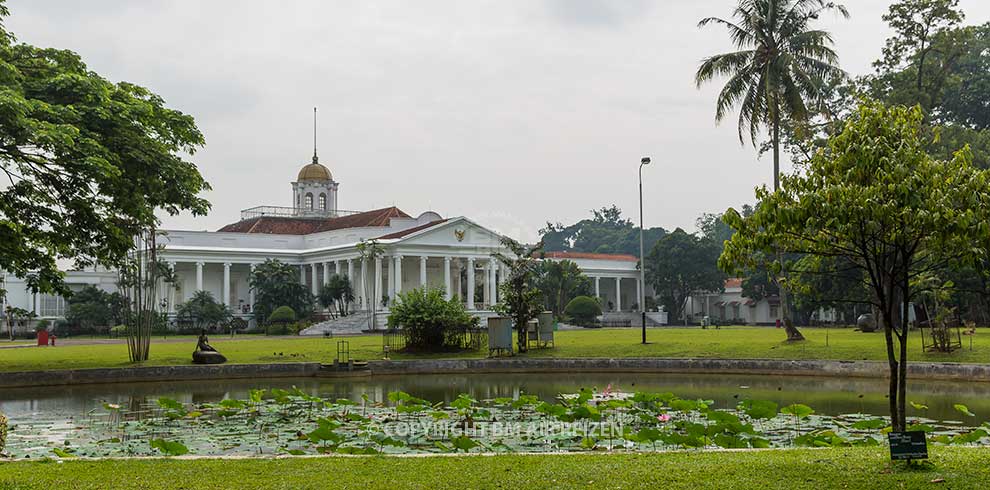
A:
<box><xmin>695</xmin><ymin>0</ymin><xmax>847</xmax><ymax>340</ymax></box>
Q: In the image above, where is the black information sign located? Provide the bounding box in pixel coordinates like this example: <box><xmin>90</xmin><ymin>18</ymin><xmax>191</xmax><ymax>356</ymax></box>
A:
<box><xmin>888</xmin><ymin>431</ymin><xmax>929</xmax><ymax>461</ymax></box>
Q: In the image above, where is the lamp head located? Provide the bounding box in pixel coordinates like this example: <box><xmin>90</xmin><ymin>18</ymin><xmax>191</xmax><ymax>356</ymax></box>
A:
<box><xmin>641</xmin><ymin>156</ymin><xmax>651</xmax><ymax>165</ymax></box>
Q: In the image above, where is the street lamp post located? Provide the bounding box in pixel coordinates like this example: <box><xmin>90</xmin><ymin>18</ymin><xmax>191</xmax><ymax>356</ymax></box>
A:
<box><xmin>639</xmin><ymin>156</ymin><xmax>651</xmax><ymax>344</ymax></box>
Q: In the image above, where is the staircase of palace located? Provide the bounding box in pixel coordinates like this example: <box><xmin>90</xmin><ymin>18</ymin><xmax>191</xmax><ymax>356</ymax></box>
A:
<box><xmin>300</xmin><ymin>312</ymin><xmax>387</xmax><ymax>336</ymax></box>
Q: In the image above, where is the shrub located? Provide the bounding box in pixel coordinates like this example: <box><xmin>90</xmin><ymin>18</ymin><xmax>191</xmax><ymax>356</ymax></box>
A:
<box><xmin>34</xmin><ymin>319</ymin><xmax>51</xmax><ymax>333</ymax></box>
<box><xmin>110</xmin><ymin>325</ymin><xmax>127</xmax><ymax>337</ymax></box>
<box><xmin>267</xmin><ymin>306</ymin><xmax>297</xmax><ymax>335</ymax></box>
<box><xmin>0</xmin><ymin>411</ymin><xmax>6</xmax><ymax>454</ymax></box>
<box><xmin>564</xmin><ymin>296</ymin><xmax>602</xmax><ymax>325</ymax></box>
<box><xmin>387</xmin><ymin>287</ymin><xmax>479</xmax><ymax>351</ymax></box>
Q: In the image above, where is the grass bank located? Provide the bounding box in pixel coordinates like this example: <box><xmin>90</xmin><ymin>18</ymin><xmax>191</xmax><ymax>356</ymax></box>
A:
<box><xmin>1</xmin><ymin>327</ymin><xmax>987</xmax><ymax>373</ymax></box>
<box><xmin>0</xmin><ymin>447</ymin><xmax>987</xmax><ymax>489</ymax></box>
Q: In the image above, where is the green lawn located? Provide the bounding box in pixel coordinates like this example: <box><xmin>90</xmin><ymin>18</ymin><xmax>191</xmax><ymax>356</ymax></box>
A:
<box><xmin>1</xmin><ymin>326</ymin><xmax>988</xmax><ymax>373</ymax></box>
<box><xmin>0</xmin><ymin>447</ymin><xmax>987</xmax><ymax>489</ymax></box>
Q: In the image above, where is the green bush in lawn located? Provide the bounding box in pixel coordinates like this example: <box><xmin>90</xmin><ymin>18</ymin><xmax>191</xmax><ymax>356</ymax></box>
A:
<box><xmin>0</xmin><ymin>411</ymin><xmax>7</xmax><ymax>454</ymax></box>
<box><xmin>564</xmin><ymin>296</ymin><xmax>602</xmax><ymax>325</ymax></box>
<box><xmin>109</xmin><ymin>325</ymin><xmax>127</xmax><ymax>338</ymax></box>
<box><xmin>267</xmin><ymin>306</ymin><xmax>297</xmax><ymax>335</ymax></box>
<box><xmin>387</xmin><ymin>287</ymin><xmax>479</xmax><ymax>351</ymax></box>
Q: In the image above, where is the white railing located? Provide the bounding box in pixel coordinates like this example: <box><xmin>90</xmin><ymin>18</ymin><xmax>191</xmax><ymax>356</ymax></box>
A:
<box><xmin>239</xmin><ymin>206</ymin><xmax>365</xmax><ymax>220</ymax></box>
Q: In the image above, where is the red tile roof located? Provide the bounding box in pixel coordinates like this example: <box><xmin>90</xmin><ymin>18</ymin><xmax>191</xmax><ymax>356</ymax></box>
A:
<box><xmin>539</xmin><ymin>251</ymin><xmax>639</xmax><ymax>262</ymax></box>
<box><xmin>217</xmin><ymin>207</ymin><xmax>411</xmax><ymax>235</ymax></box>
<box><xmin>376</xmin><ymin>219</ymin><xmax>448</xmax><ymax>240</ymax></box>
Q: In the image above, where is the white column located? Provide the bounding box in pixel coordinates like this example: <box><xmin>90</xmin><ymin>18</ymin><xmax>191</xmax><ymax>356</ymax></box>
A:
<box><xmin>167</xmin><ymin>261</ymin><xmax>177</xmax><ymax>313</ymax></box>
<box><xmin>195</xmin><ymin>261</ymin><xmax>204</xmax><ymax>292</ymax></box>
<box><xmin>249</xmin><ymin>263</ymin><xmax>257</xmax><ymax>310</ymax></box>
<box><xmin>443</xmin><ymin>256</ymin><xmax>452</xmax><ymax>300</ymax></box>
<box><xmin>359</xmin><ymin>259</ymin><xmax>367</xmax><ymax>309</ymax></box>
<box><xmin>299</xmin><ymin>265</ymin><xmax>306</xmax><ymax>285</ymax></box>
<box><xmin>466</xmin><ymin>257</ymin><xmax>475</xmax><ymax>310</ymax></box>
<box><xmin>347</xmin><ymin>259</ymin><xmax>354</xmax><ymax>279</ymax></box>
<box><xmin>386</xmin><ymin>256</ymin><xmax>395</xmax><ymax>302</ymax></box>
<box><xmin>374</xmin><ymin>256</ymin><xmax>383</xmax><ymax>308</ymax></box>
<box><xmin>594</xmin><ymin>276</ymin><xmax>600</xmax><ymax>300</ymax></box>
<box><xmin>419</xmin><ymin>256</ymin><xmax>428</xmax><ymax>286</ymax></box>
<box><xmin>489</xmin><ymin>260</ymin><xmax>497</xmax><ymax>306</ymax></box>
<box><xmin>493</xmin><ymin>261</ymin><xmax>502</xmax><ymax>304</ymax></box>
<box><xmin>323</xmin><ymin>262</ymin><xmax>331</xmax><ymax>285</ymax></box>
<box><xmin>311</xmin><ymin>263</ymin><xmax>319</xmax><ymax>295</ymax></box>
<box><xmin>335</xmin><ymin>260</ymin><xmax>342</xmax><ymax>276</ymax></box>
<box><xmin>394</xmin><ymin>255</ymin><xmax>403</xmax><ymax>296</ymax></box>
<box><xmin>222</xmin><ymin>262</ymin><xmax>231</xmax><ymax>307</ymax></box>
<box><xmin>482</xmin><ymin>262</ymin><xmax>491</xmax><ymax>306</ymax></box>
<box><xmin>615</xmin><ymin>277</ymin><xmax>622</xmax><ymax>312</ymax></box>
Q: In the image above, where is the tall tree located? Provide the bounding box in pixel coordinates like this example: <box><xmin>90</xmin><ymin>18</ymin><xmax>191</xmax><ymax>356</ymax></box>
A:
<box><xmin>540</xmin><ymin>205</ymin><xmax>666</xmax><ymax>256</ymax></box>
<box><xmin>493</xmin><ymin>238</ymin><xmax>544</xmax><ymax>353</ymax></box>
<box><xmin>176</xmin><ymin>290</ymin><xmax>231</xmax><ymax>332</ymax></box>
<box><xmin>0</xmin><ymin>2</ymin><xmax>210</xmax><ymax>296</ymax></box>
<box><xmin>696</xmin><ymin>0</ymin><xmax>848</xmax><ymax>341</ymax></box>
<box><xmin>249</xmin><ymin>259</ymin><xmax>313</xmax><ymax>326</ymax></box>
<box><xmin>535</xmin><ymin>259</ymin><xmax>592</xmax><ymax>319</ymax></box>
<box><xmin>645</xmin><ymin>229</ymin><xmax>726</xmax><ymax>325</ymax></box>
<box><xmin>64</xmin><ymin>285</ymin><xmax>114</xmax><ymax>333</ymax></box>
<box><xmin>720</xmin><ymin>101</ymin><xmax>990</xmax><ymax>430</ymax></box>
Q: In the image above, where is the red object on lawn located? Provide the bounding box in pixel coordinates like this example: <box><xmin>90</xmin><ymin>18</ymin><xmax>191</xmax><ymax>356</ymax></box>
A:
<box><xmin>37</xmin><ymin>330</ymin><xmax>49</xmax><ymax>346</ymax></box>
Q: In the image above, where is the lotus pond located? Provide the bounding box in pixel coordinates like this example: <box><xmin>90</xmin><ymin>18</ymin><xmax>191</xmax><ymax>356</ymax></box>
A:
<box><xmin>2</xmin><ymin>373</ymin><xmax>989</xmax><ymax>458</ymax></box>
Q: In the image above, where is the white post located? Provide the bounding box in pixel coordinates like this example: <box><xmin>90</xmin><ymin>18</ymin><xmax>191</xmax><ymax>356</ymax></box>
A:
<box><xmin>374</xmin><ymin>256</ymin><xmax>383</xmax><ymax>309</ymax></box>
<box><xmin>615</xmin><ymin>277</ymin><xmax>622</xmax><ymax>312</ymax></box>
<box><xmin>394</xmin><ymin>255</ymin><xmax>403</xmax><ymax>296</ymax></box>
<box><xmin>386</xmin><ymin>256</ymin><xmax>395</xmax><ymax>302</ymax></box>
<box><xmin>323</xmin><ymin>262</ymin><xmax>330</xmax><ymax>285</ymax></box>
<box><xmin>466</xmin><ymin>257</ymin><xmax>475</xmax><ymax>310</ymax></box>
<box><xmin>347</xmin><ymin>259</ymin><xmax>354</xmax><ymax>279</ymax></box>
<box><xmin>311</xmin><ymin>263</ymin><xmax>319</xmax><ymax>296</ymax></box>
<box><xmin>637</xmin><ymin>277</ymin><xmax>642</xmax><ymax>311</ymax></box>
<box><xmin>443</xmin><ymin>256</ymin><xmax>452</xmax><ymax>300</ymax></box>
<box><xmin>222</xmin><ymin>262</ymin><xmax>231</xmax><ymax>307</ymax></box>
<box><xmin>299</xmin><ymin>265</ymin><xmax>306</xmax><ymax>285</ymax></box>
<box><xmin>482</xmin><ymin>261</ymin><xmax>491</xmax><ymax>306</ymax></box>
<box><xmin>335</xmin><ymin>260</ymin><xmax>342</xmax><ymax>276</ymax></box>
<box><xmin>420</xmin><ymin>256</ymin><xmax>428</xmax><ymax>286</ymax></box>
<box><xmin>195</xmin><ymin>261</ymin><xmax>204</xmax><ymax>292</ymax></box>
<box><xmin>594</xmin><ymin>276</ymin><xmax>601</xmax><ymax>300</ymax></box>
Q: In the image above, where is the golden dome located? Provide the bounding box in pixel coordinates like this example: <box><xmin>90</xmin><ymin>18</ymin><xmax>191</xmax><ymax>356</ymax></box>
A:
<box><xmin>297</xmin><ymin>161</ymin><xmax>332</xmax><ymax>181</ymax></box>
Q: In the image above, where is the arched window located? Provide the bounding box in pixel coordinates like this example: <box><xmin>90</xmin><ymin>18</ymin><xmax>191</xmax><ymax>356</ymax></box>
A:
<box><xmin>305</xmin><ymin>193</ymin><xmax>314</xmax><ymax>210</ymax></box>
<box><xmin>319</xmin><ymin>193</ymin><xmax>327</xmax><ymax>211</ymax></box>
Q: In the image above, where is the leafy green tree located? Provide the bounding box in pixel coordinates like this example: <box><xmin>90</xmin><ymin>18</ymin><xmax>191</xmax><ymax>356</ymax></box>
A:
<box><xmin>720</xmin><ymin>101</ymin><xmax>990</xmax><ymax>430</ymax></box>
<box><xmin>0</xmin><ymin>2</ymin><xmax>210</xmax><ymax>295</ymax></box>
<box><xmin>387</xmin><ymin>287</ymin><xmax>478</xmax><ymax>351</ymax></box>
<box><xmin>695</xmin><ymin>0</ymin><xmax>848</xmax><ymax>340</ymax></box>
<box><xmin>175</xmin><ymin>290</ymin><xmax>231</xmax><ymax>332</ymax></box>
<box><xmin>645</xmin><ymin>229</ymin><xmax>726</xmax><ymax>325</ymax></box>
<box><xmin>64</xmin><ymin>285</ymin><xmax>113</xmax><ymax>334</ymax></box>
<box><xmin>318</xmin><ymin>273</ymin><xmax>354</xmax><ymax>319</ymax></box>
<box><xmin>535</xmin><ymin>259</ymin><xmax>592</xmax><ymax>319</ymax></box>
<box><xmin>249</xmin><ymin>259</ymin><xmax>313</xmax><ymax>325</ymax></box>
<box><xmin>493</xmin><ymin>238</ymin><xmax>545</xmax><ymax>353</ymax></box>
<box><xmin>540</xmin><ymin>205</ymin><xmax>666</xmax><ymax>256</ymax></box>
<box><xmin>4</xmin><ymin>305</ymin><xmax>32</xmax><ymax>341</ymax></box>
<box><xmin>563</xmin><ymin>296</ymin><xmax>602</xmax><ymax>325</ymax></box>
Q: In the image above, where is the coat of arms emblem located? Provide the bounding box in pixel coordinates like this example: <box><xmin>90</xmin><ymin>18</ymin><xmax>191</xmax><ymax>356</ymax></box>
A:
<box><xmin>454</xmin><ymin>229</ymin><xmax>466</xmax><ymax>242</ymax></box>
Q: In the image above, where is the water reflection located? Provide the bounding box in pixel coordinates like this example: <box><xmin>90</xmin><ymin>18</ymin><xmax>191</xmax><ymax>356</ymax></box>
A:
<box><xmin>2</xmin><ymin>372</ymin><xmax>988</xmax><ymax>424</ymax></box>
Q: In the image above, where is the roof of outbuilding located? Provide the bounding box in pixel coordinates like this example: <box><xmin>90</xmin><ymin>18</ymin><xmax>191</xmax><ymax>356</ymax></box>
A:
<box><xmin>217</xmin><ymin>206</ymin><xmax>411</xmax><ymax>235</ymax></box>
<box><xmin>538</xmin><ymin>251</ymin><xmax>639</xmax><ymax>262</ymax></box>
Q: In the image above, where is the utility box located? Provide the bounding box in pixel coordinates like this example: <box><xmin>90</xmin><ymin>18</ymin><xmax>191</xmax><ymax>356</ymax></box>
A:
<box><xmin>487</xmin><ymin>316</ymin><xmax>513</xmax><ymax>357</ymax></box>
<box><xmin>37</xmin><ymin>330</ymin><xmax>49</xmax><ymax>346</ymax></box>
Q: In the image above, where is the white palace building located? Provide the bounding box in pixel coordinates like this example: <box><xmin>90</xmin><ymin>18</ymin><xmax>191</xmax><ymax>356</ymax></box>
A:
<box><xmin>1</xmin><ymin>152</ymin><xmax>661</xmax><ymax>333</ymax></box>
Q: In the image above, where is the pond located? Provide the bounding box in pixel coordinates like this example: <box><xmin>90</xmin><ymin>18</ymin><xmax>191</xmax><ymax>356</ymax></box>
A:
<box><xmin>2</xmin><ymin>372</ymin><xmax>989</xmax><ymax>458</ymax></box>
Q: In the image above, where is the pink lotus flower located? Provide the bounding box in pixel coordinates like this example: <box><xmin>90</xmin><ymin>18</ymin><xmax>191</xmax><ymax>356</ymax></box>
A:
<box><xmin>657</xmin><ymin>414</ymin><xmax>671</xmax><ymax>423</ymax></box>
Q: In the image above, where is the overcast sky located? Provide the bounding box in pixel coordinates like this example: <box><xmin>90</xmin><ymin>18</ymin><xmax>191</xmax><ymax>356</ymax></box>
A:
<box><xmin>8</xmin><ymin>1</ymin><xmax>990</xmax><ymax>243</ymax></box>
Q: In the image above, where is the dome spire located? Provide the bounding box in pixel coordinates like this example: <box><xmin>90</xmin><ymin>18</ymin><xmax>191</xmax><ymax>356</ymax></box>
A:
<box><xmin>312</xmin><ymin>106</ymin><xmax>318</xmax><ymax>164</ymax></box>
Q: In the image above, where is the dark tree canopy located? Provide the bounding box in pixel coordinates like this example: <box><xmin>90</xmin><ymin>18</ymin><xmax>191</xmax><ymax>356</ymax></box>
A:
<box><xmin>0</xmin><ymin>2</ymin><xmax>210</xmax><ymax>295</ymax></box>
<box><xmin>249</xmin><ymin>259</ymin><xmax>313</xmax><ymax>324</ymax></box>
<box><xmin>540</xmin><ymin>205</ymin><xmax>666</xmax><ymax>256</ymax></box>
<box><xmin>645</xmin><ymin>228</ymin><xmax>726</xmax><ymax>324</ymax></box>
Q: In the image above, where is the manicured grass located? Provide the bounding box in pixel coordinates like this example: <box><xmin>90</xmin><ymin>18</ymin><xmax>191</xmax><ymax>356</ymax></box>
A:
<box><xmin>1</xmin><ymin>327</ymin><xmax>988</xmax><ymax>372</ymax></box>
<box><xmin>0</xmin><ymin>447</ymin><xmax>988</xmax><ymax>489</ymax></box>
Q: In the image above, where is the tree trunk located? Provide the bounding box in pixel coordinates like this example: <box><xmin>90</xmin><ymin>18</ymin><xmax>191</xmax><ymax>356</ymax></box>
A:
<box><xmin>772</xmin><ymin>109</ymin><xmax>804</xmax><ymax>342</ymax></box>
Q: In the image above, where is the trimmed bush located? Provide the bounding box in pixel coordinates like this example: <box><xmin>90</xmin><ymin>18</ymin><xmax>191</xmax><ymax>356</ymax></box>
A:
<box><xmin>387</xmin><ymin>287</ymin><xmax>479</xmax><ymax>351</ymax></box>
<box><xmin>268</xmin><ymin>306</ymin><xmax>296</xmax><ymax>324</ymax></box>
<box><xmin>564</xmin><ymin>296</ymin><xmax>602</xmax><ymax>325</ymax></box>
<box><xmin>110</xmin><ymin>325</ymin><xmax>127</xmax><ymax>338</ymax></box>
